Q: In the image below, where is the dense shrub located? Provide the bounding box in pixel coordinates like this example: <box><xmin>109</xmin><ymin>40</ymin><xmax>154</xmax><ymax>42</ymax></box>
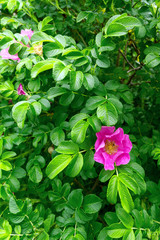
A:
<box><xmin>0</xmin><ymin>0</ymin><xmax>160</xmax><ymax>239</ymax></box>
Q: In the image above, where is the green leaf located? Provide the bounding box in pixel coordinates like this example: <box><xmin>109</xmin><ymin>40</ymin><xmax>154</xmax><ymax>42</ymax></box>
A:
<box><xmin>43</xmin><ymin>42</ymin><xmax>63</xmax><ymax>57</ymax></box>
<box><xmin>47</xmin><ymin>86</ymin><xmax>67</xmax><ymax>100</ymax></box>
<box><xmin>7</xmin><ymin>0</ymin><xmax>17</xmax><ymax>11</ymax></box>
<box><xmin>97</xmin><ymin>102</ymin><xmax>118</xmax><ymax>126</ymax></box>
<box><xmin>37</xmin><ymin>230</ymin><xmax>49</xmax><ymax>240</ymax></box>
<box><xmin>8</xmin><ymin>43</ymin><xmax>22</xmax><ymax>55</ymax></box>
<box><xmin>77</xmin><ymin>11</ymin><xmax>88</xmax><ymax>23</ymax></box>
<box><xmin>39</xmin><ymin>98</ymin><xmax>50</xmax><ymax>111</ymax></box>
<box><xmin>144</xmin><ymin>53</ymin><xmax>160</xmax><ymax>68</ymax></box>
<box><xmin>0</xmin><ymin>160</ymin><xmax>12</xmax><ymax>171</ymax></box>
<box><xmin>52</xmin><ymin>61</ymin><xmax>70</xmax><ymax>81</ymax></box>
<box><xmin>71</xmin><ymin>120</ymin><xmax>89</xmax><ymax>144</ymax></box>
<box><xmin>69</xmin><ymin>113</ymin><xmax>89</xmax><ymax>128</ymax></box>
<box><xmin>99</xmin><ymin>38</ymin><xmax>116</xmax><ymax>52</ymax></box>
<box><xmin>12</xmin><ymin>101</ymin><xmax>30</xmax><ymax>128</ymax></box>
<box><xmin>31</xmin><ymin>31</ymin><xmax>55</xmax><ymax>44</ymax></box>
<box><xmin>87</xmin><ymin>115</ymin><xmax>101</xmax><ymax>132</ymax></box>
<box><xmin>97</xmin><ymin>227</ymin><xmax>111</xmax><ymax>240</ymax></box>
<box><xmin>83</xmin><ymin>194</ymin><xmax>102</xmax><ymax>214</ymax></box>
<box><xmin>96</xmin><ymin>55</ymin><xmax>110</xmax><ymax>68</ymax></box>
<box><xmin>118</xmin><ymin>180</ymin><xmax>134</xmax><ymax>213</ymax></box>
<box><xmin>28</xmin><ymin>165</ymin><xmax>43</xmax><ymax>183</ymax></box>
<box><xmin>106</xmin><ymin>223</ymin><xmax>127</xmax><ymax>238</ymax></box>
<box><xmin>99</xmin><ymin>169</ymin><xmax>115</xmax><ymax>182</ymax></box>
<box><xmin>70</xmin><ymin>71</ymin><xmax>84</xmax><ymax>91</ymax></box>
<box><xmin>116</xmin><ymin>16</ymin><xmax>141</xmax><ymax>28</ymax></box>
<box><xmin>107</xmin><ymin>175</ymin><xmax>118</xmax><ymax>204</ymax></box>
<box><xmin>83</xmin><ymin>73</ymin><xmax>95</xmax><ymax>91</ymax></box>
<box><xmin>59</xmin><ymin>92</ymin><xmax>75</xmax><ymax>106</ymax></box>
<box><xmin>123</xmin><ymin>230</ymin><xmax>135</xmax><ymax>240</ymax></box>
<box><xmin>46</xmin><ymin>154</ymin><xmax>72</xmax><ymax>179</ymax></box>
<box><xmin>116</xmin><ymin>207</ymin><xmax>134</xmax><ymax>228</ymax></box>
<box><xmin>28</xmin><ymin>79</ymin><xmax>40</xmax><ymax>92</ymax></box>
<box><xmin>63</xmin><ymin>49</ymin><xmax>83</xmax><ymax>59</ymax></box>
<box><xmin>118</xmin><ymin>173</ymin><xmax>139</xmax><ymax>194</ymax></box>
<box><xmin>1</xmin><ymin>151</ymin><xmax>16</xmax><ymax>159</ymax></box>
<box><xmin>31</xmin><ymin>102</ymin><xmax>41</xmax><ymax>115</ymax></box>
<box><xmin>0</xmin><ymin>36</ymin><xmax>13</xmax><ymax>48</ymax></box>
<box><xmin>68</xmin><ymin>189</ymin><xmax>83</xmax><ymax>209</ymax></box>
<box><xmin>105</xmin><ymin>23</ymin><xmax>127</xmax><ymax>37</ymax></box>
<box><xmin>86</xmin><ymin>96</ymin><xmax>106</xmax><ymax>110</ymax></box>
<box><xmin>83</xmin><ymin>150</ymin><xmax>94</xmax><ymax>170</ymax></box>
<box><xmin>56</xmin><ymin>141</ymin><xmax>79</xmax><ymax>154</ymax></box>
<box><xmin>0</xmin><ymin>139</ymin><xmax>3</xmax><ymax>156</ymax></box>
<box><xmin>50</xmin><ymin>127</ymin><xmax>65</xmax><ymax>146</ymax></box>
<box><xmin>9</xmin><ymin>197</ymin><xmax>21</xmax><ymax>214</ymax></box>
<box><xmin>65</xmin><ymin>153</ymin><xmax>83</xmax><ymax>177</ymax></box>
<box><xmin>31</xmin><ymin>60</ymin><xmax>56</xmax><ymax>78</ymax></box>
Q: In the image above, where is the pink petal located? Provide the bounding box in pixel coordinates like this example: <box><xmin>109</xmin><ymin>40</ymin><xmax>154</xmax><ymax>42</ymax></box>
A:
<box><xmin>115</xmin><ymin>153</ymin><xmax>130</xmax><ymax>166</ymax></box>
<box><xmin>102</xmin><ymin>152</ymin><xmax>115</xmax><ymax>170</ymax></box>
<box><xmin>17</xmin><ymin>84</ymin><xmax>26</xmax><ymax>95</ymax></box>
<box><xmin>95</xmin><ymin>138</ymin><xmax>105</xmax><ymax>151</ymax></box>
<box><xmin>0</xmin><ymin>48</ymin><xmax>20</xmax><ymax>61</ymax></box>
<box><xmin>94</xmin><ymin>149</ymin><xmax>105</xmax><ymax>164</ymax></box>
<box><xmin>96</xmin><ymin>126</ymin><xmax>115</xmax><ymax>139</ymax></box>
<box><xmin>20</xmin><ymin>29</ymin><xmax>34</xmax><ymax>40</ymax></box>
<box><xmin>121</xmin><ymin>134</ymin><xmax>132</xmax><ymax>153</ymax></box>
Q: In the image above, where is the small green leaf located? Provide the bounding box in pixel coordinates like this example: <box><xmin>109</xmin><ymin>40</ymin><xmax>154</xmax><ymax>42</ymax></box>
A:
<box><xmin>71</xmin><ymin>120</ymin><xmax>89</xmax><ymax>144</ymax></box>
<box><xmin>65</xmin><ymin>153</ymin><xmax>83</xmax><ymax>177</ymax></box>
<box><xmin>97</xmin><ymin>102</ymin><xmax>118</xmax><ymax>126</ymax></box>
<box><xmin>50</xmin><ymin>127</ymin><xmax>65</xmax><ymax>146</ymax></box>
<box><xmin>118</xmin><ymin>173</ymin><xmax>139</xmax><ymax>194</ymax></box>
<box><xmin>83</xmin><ymin>194</ymin><xmax>102</xmax><ymax>214</ymax></box>
<box><xmin>86</xmin><ymin>96</ymin><xmax>106</xmax><ymax>110</ymax></box>
<box><xmin>83</xmin><ymin>73</ymin><xmax>95</xmax><ymax>91</ymax></box>
<box><xmin>12</xmin><ymin>101</ymin><xmax>30</xmax><ymax>128</ymax></box>
<box><xmin>118</xmin><ymin>180</ymin><xmax>134</xmax><ymax>213</ymax></box>
<box><xmin>107</xmin><ymin>175</ymin><xmax>118</xmax><ymax>204</ymax></box>
<box><xmin>70</xmin><ymin>71</ymin><xmax>84</xmax><ymax>91</ymax></box>
<box><xmin>105</xmin><ymin>23</ymin><xmax>127</xmax><ymax>37</ymax></box>
<box><xmin>9</xmin><ymin>197</ymin><xmax>21</xmax><ymax>214</ymax></box>
<box><xmin>68</xmin><ymin>189</ymin><xmax>83</xmax><ymax>209</ymax></box>
<box><xmin>52</xmin><ymin>61</ymin><xmax>70</xmax><ymax>81</ymax></box>
<box><xmin>96</xmin><ymin>55</ymin><xmax>110</xmax><ymax>68</ymax></box>
<box><xmin>9</xmin><ymin>43</ymin><xmax>22</xmax><ymax>55</ymax></box>
<box><xmin>43</xmin><ymin>42</ymin><xmax>63</xmax><ymax>57</ymax></box>
<box><xmin>99</xmin><ymin>169</ymin><xmax>115</xmax><ymax>182</ymax></box>
<box><xmin>46</xmin><ymin>154</ymin><xmax>72</xmax><ymax>179</ymax></box>
<box><xmin>47</xmin><ymin>86</ymin><xmax>67</xmax><ymax>100</ymax></box>
<box><xmin>116</xmin><ymin>207</ymin><xmax>134</xmax><ymax>228</ymax></box>
<box><xmin>0</xmin><ymin>160</ymin><xmax>12</xmax><ymax>171</ymax></box>
<box><xmin>31</xmin><ymin>60</ymin><xmax>56</xmax><ymax>78</ymax></box>
<box><xmin>28</xmin><ymin>165</ymin><xmax>43</xmax><ymax>183</ymax></box>
<box><xmin>106</xmin><ymin>223</ymin><xmax>127</xmax><ymax>238</ymax></box>
<box><xmin>56</xmin><ymin>141</ymin><xmax>79</xmax><ymax>154</ymax></box>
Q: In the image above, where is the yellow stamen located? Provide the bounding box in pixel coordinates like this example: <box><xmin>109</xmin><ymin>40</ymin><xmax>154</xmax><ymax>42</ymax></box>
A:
<box><xmin>105</xmin><ymin>140</ymin><xmax>118</xmax><ymax>155</ymax></box>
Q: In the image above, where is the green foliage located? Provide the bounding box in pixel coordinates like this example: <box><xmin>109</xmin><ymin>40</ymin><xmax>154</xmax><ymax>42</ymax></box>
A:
<box><xmin>0</xmin><ymin>0</ymin><xmax>160</xmax><ymax>239</ymax></box>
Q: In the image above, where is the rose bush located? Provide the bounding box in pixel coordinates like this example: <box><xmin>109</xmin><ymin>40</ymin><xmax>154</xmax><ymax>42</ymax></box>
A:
<box><xmin>0</xmin><ymin>1</ymin><xmax>160</xmax><ymax>240</ymax></box>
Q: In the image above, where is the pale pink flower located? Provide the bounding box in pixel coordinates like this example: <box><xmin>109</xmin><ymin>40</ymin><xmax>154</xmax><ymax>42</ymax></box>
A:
<box><xmin>0</xmin><ymin>48</ymin><xmax>20</xmax><ymax>61</ymax></box>
<box><xmin>94</xmin><ymin>126</ymin><xmax>132</xmax><ymax>170</ymax></box>
<box><xmin>17</xmin><ymin>84</ymin><xmax>26</xmax><ymax>95</ymax></box>
<box><xmin>20</xmin><ymin>29</ymin><xmax>34</xmax><ymax>40</ymax></box>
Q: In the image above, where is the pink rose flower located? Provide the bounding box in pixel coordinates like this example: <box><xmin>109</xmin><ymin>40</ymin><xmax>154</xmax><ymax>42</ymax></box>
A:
<box><xmin>17</xmin><ymin>84</ymin><xmax>26</xmax><ymax>95</ymax></box>
<box><xmin>94</xmin><ymin>126</ymin><xmax>132</xmax><ymax>170</ymax></box>
<box><xmin>20</xmin><ymin>29</ymin><xmax>34</xmax><ymax>40</ymax></box>
<box><xmin>0</xmin><ymin>48</ymin><xmax>20</xmax><ymax>61</ymax></box>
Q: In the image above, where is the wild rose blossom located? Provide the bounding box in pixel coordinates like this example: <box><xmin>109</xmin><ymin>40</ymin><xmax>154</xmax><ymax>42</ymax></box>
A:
<box><xmin>20</xmin><ymin>29</ymin><xmax>34</xmax><ymax>40</ymax></box>
<box><xmin>0</xmin><ymin>48</ymin><xmax>20</xmax><ymax>61</ymax></box>
<box><xmin>0</xmin><ymin>29</ymin><xmax>34</xmax><ymax>61</ymax></box>
<box><xmin>94</xmin><ymin>126</ymin><xmax>132</xmax><ymax>170</ymax></box>
<box><xmin>17</xmin><ymin>84</ymin><xmax>26</xmax><ymax>95</ymax></box>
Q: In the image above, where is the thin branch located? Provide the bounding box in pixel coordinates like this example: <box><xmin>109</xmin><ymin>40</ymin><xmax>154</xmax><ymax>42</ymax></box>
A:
<box><xmin>123</xmin><ymin>41</ymin><xmax>128</xmax><ymax>69</ymax></box>
<box><xmin>119</xmin><ymin>49</ymin><xmax>134</xmax><ymax>69</ymax></box>
<box><xmin>127</xmin><ymin>65</ymin><xmax>142</xmax><ymax>73</ymax></box>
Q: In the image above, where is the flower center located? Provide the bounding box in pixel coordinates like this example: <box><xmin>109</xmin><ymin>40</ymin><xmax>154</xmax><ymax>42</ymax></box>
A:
<box><xmin>105</xmin><ymin>140</ymin><xmax>118</xmax><ymax>155</ymax></box>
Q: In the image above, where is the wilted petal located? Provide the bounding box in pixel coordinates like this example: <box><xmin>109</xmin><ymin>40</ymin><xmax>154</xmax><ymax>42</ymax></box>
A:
<box><xmin>17</xmin><ymin>84</ymin><xmax>26</xmax><ymax>95</ymax></box>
